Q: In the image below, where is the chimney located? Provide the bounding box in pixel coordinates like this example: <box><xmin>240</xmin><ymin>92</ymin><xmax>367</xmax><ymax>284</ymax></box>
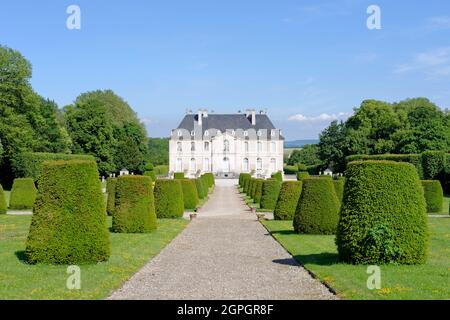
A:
<box><xmin>197</xmin><ymin>110</ymin><xmax>203</xmax><ymax>126</ymax></box>
<box><xmin>246</xmin><ymin>109</ymin><xmax>256</xmax><ymax>126</ymax></box>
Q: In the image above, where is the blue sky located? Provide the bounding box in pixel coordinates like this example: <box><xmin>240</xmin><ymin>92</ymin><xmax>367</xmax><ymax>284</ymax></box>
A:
<box><xmin>1</xmin><ymin>0</ymin><xmax>449</xmax><ymax>140</ymax></box>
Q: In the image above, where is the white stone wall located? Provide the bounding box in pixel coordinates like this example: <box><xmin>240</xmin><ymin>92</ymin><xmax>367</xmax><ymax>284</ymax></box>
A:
<box><xmin>169</xmin><ymin>132</ymin><xmax>284</xmax><ymax>178</ymax></box>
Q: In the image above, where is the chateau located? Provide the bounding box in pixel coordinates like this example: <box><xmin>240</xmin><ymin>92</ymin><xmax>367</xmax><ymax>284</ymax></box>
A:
<box><xmin>169</xmin><ymin>109</ymin><xmax>284</xmax><ymax>178</ymax></box>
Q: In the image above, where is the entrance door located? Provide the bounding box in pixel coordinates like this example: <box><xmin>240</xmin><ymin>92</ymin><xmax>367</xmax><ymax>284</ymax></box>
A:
<box><xmin>223</xmin><ymin>157</ymin><xmax>230</xmax><ymax>173</ymax></box>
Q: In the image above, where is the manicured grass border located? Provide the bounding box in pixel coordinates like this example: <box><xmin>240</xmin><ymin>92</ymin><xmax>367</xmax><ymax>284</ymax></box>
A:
<box><xmin>261</xmin><ymin>218</ymin><xmax>450</xmax><ymax>300</ymax></box>
<box><xmin>0</xmin><ymin>215</ymin><xmax>188</xmax><ymax>299</ymax></box>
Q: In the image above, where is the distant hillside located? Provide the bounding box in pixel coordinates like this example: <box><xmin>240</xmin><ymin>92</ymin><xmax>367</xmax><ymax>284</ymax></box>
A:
<box><xmin>284</xmin><ymin>139</ymin><xmax>319</xmax><ymax>148</ymax></box>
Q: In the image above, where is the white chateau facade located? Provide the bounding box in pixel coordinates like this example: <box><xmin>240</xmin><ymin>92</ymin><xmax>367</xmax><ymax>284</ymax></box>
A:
<box><xmin>169</xmin><ymin>109</ymin><xmax>284</xmax><ymax>178</ymax></box>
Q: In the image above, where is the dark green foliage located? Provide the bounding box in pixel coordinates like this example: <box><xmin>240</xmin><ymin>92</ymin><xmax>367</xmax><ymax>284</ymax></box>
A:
<box><xmin>147</xmin><ymin>137</ymin><xmax>169</xmax><ymax>166</ymax></box>
<box><xmin>0</xmin><ymin>184</ymin><xmax>6</xmax><ymax>214</ymax></box>
<box><xmin>333</xmin><ymin>179</ymin><xmax>345</xmax><ymax>204</ymax></box>
<box><xmin>154</xmin><ymin>165</ymin><xmax>169</xmax><ymax>177</ymax></box>
<box><xmin>287</xmin><ymin>145</ymin><xmax>321</xmax><ymax>167</ymax></box>
<box><xmin>243</xmin><ymin>177</ymin><xmax>251</xmax><ymax>194</ymax></box>
<box><xmin>174</xmin><ymin>172</ymin><xmax>185</xmax><ymax>179</ymax></box>
<box><xmin>253</xmin><ymin>179</ymin><xmax>264</xmax><ymax>204</ymax></box>
<box><xmin>260</xmin><ymin>179</ymin><xmax>282</xmax><ymax>210</ymax></box>
<box><xmin>296</xmin><ymin>172</ymin><xmax>310</xmax><ymax>181</ymax></box>
<box><xmin>154</xmin><ymin>179</ymin><xmax>184</xmax><ymax>218</ymax></box>
<box><xmin>297</xmin><ymin>164</ymin><xmax>308</xmax><ymax>171</ymax></box>
<box><xmin>293</xmin><ymin>178</ymin><xmax>340</xmax><ymax>235</ymax></box>
<box><xmin>11</xmin><ymin>152</ymin><xmax>95</xmax><ymax>182</ymax></box>
<box><xmin>106</xmin><ymin>177</ymin><xmax>117</xmax><ymax>216</ymax></box>
<box><xmin>283</xmin><ymin>165</ymin><xmax>298</xmax><ymax>174</ymax></box>
<box><xmin>421</xmin><ymin>180</ymin><xmax>443</xmax><ymax>213</ymax></box>
<box><xmin>112</xmin><ymin>176</ymin><xmax>157</xmax><ymax>233</ymax></box>
<box><xmin>9</xmin><ymin>178</ymin><xmax>37</xmax><ymax>210</ymax></box>
<box><xmin>346</xmin><ymin>154</ymin><xmax>423</xmax><ymax>178</ymax></box>
<box><xmin>25</xmin><ymin>160</ymin><xmax>110</xmax><ymax>264</ymax></box>
<box><xmin>421</xmin><ymin>151</ymin><xmax>445</xmax><ymax>179</ymax></box>
<box><xmin>195</xmin><ymin>178</ymin><xmax>207</xmax><ymax>199</ymax></box>
<box><xmin>248</xmin><ymin>179</ymin><xmax>256</xmax><ymax>199</ymax></box>
<box><xmin>336</xmin><ymin>161</ymin><xmax>428</xmax><ymax>264</ymax></box>
<box><xmin>273</xmin><ymin>181</ymin><xmax>302</xmax><ymax>220</ymax></box>
<box><xmin>144</xmin><ymin>163</ymin><xmax>154</xmax><ymax>171</ymax></box>
<box><xmin>180</xmin><ymin>179</ymin><xmax>199</xmax><ymax>210</ymax></box>
<box><xmin>271</xmin><ymin>171</ymin><xmax>283</xmax><ymax>182</ymax></box>
<box><xmin>239</xmin><ymin>173</ymin><xmax>251</xmax><ymax>187</ymax></box>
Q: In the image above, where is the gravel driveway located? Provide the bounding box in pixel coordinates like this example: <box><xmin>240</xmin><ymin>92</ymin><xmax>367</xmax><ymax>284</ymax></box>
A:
<box><xmin>108</xmin><ymin>179</ymin><xmax>336</xmax><ymax>300</ymax></box>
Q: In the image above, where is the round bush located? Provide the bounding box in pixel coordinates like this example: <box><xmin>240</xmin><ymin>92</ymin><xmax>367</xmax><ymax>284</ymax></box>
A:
<box><xmin>271</xmin><ymin>171</ymin><xmax>283</xmax><ymax>182</ymax></box>
<box><xmin>112</xmin><ymin>176</ymin><xmax>157</xmax><ymax>233</ymax></box>
<box><xmin>273</xmin><ymin>181</ymin><xmax>302</xmax><ymax>220</ymax></box>
<box><xmin>195</xmin><ymin>178</ymin><xmax>207</xmax><ymax>199</ymax></box>
<box><xmin>336</xmin><ymin>161</ymin><xmax>428</xmax><ymax>265</ymax></box>
<box><xmin>106</xmin><ymin>177</ymin><xmax>117</xmax><ymax>216</ymax></box>
<box><xmin>154</xmin><ymin>179</ymin><xmax>184</xmax><ymax>218</ymax></box>
<box><xmin>0</xmin><ymin>184</ymin><xmax>7</xmax><ymax>214</ymax></box>
<box><xmin>25</xmin><ymin>160</ymin><xmax>110</xmax><ymax>264</ymax></box>
<box><xmin>174</xmin><ymin>172</ymin><xmax>185</xmax><ymax>179</ymax></box>
<box><xmin>9</xmin><ymin>178</ymin><xmax>37</xmax><ymax>210</ymax></box>
<box><xmin>180</xmin><ymin>179</ymin><xmax>199</xmax><ymax>210</ymax></box>
<box><xmin>144</xmin><ymin>162</ymin><xmax>154</xmax><ymax>171</ymax></box>
<box><xmin>253</xmin><ymin>179</ymin><xmax>264</xmax><ymax>204</ymax></box>
<box><xmin>296</xmin><ymin>172</ymin><xmax>310</xmax><ymax>181</ymax></box>
<box><xmin>143</xmin><ymin>170</ymin><xmax>156</xmax><ymax>181</ymax></box>
<box><xmin>260</xmin><ymin>179</ymin><xmax>282</xmax><ymax>210</ymax></box>
<box><xmin>333</xmin><ymin>179</ymin><xmax>345</xmax><ymax>204</ymax></box>
<box><xmin>421</xmin><ymin>180</ymin><xmax>443</xmax><ymax>213</ymax></box>
<box><xmin>293</xmin><ymin>178</ymin><xmax>340</xmax><ymax>235</ymax></box>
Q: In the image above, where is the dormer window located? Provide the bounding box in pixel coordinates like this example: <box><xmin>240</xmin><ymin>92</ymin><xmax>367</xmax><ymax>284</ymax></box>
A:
<box><xmin>257</xmin><ymin>130</ymin><xmax>262</xmax><ymax>137</ymax></box>
<box><xmin>271</xmin><ymin>130</ymin><xmax>275</xmax><ymax>137</ymax></box>
<box><xmin>178</xmin><ymin>130</ymin><xmax>182</xmax><ymax>137</ymax></box>
<box><xmin>205</xmin><ymin>130</ymin><xmax>209</xmax><ymax>137</ymax></box>
<box><xmin>244</xmin><ymin>131</ymin><xmax>248</xmax><ymax>137</ymax></box>
<box><xmin>191</xmin><ymin>130</ymin><xmax>195</xmax><ymax>137</ymax></box>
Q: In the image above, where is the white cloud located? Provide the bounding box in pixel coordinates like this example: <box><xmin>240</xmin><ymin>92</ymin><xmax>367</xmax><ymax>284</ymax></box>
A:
<box><xmin>394</xmin><ymin>47</ymin><xmax>450</xmax><ymax>78</ymax></box>
<box><xmin>288</xmin><ymin>112</ymin><xmax>350</xmax><ymax>123</ymax></box>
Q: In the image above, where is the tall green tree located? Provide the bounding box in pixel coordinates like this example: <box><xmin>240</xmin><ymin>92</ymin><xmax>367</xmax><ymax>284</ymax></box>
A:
<box><xmin>147</xmin><ymin>137</ymin><xmax>169</xmax><ymax>165</ymax></box>
<box><xmin>287</xmin><ymin>144</ymin><xmax>321</xmax><ymax>166</ymax></box>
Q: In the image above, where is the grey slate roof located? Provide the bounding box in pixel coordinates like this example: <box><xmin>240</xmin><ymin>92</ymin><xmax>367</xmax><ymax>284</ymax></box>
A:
<box><xmin>176</xmin><ymin>114</ymin><xmax>277</xmax><ymax>132</ymax></box>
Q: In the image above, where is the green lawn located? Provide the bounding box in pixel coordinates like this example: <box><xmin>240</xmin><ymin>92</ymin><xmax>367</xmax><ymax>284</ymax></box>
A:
<box><xmin>0</xmin><ymin>215</ymin><xmax>188</xmax><ymax>299</ymax></box>
<box><xmin>262</xmin><ymin>218</ymin><xmax>450</xmax><ymax>300</ymax></box>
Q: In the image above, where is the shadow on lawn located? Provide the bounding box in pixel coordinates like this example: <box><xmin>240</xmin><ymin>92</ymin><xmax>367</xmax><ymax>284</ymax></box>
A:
<box><xmin>15</xmin><ymin>250</ymin><xmax>28</xmax><ymax>264</ymax></box>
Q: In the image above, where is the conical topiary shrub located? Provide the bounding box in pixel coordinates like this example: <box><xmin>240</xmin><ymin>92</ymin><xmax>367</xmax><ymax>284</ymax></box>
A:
<box><xmin>421</xmin><ymin>180</ymin><xmax>443</xmax><ymax>213</ymax></box>
<box><xmin>25</xmin><ymin>160</ymin><xmax>110</xmax><ymax>264</ymax></box>
<box><xmin>180</xmin><ymin>179</ymin><xmax>199</xmax><ymax>210</ymax></box>
<box><xmin>0</xmin><ymin>184</ymin><xmax>7</xmax><ymax>214</ymax></box>
<box><xmin>293</xmin><ymin>178</ymin><xmax>340</xmax><ymax>235</ymax></box>
<box><xmin>106</xmin><ymin>177</ymin><xmax>117</xmax><ymax>216</ymax></box>
<box><xmin>9</xmin><ymin>178</ymin><xmax>37</xmax><ymax>210</ymax></box>
<box><xmin>260</xmin><ymin>179</ymin><xmax>282</xmax><ymax>211</ymax></box>
<box><xmin>253</xmin><ymin>179</ymin><xmax>264</xmax><ymax>204</ymax></box>
<box><xmin>154</xmin><ymin>179</ymin><xmax>184</xmax><ymax>218</ymax></box>
<box><xmin>337</xmin><ymin>161</ymin><xmax>428</xmax><ymax>265</ymax></box>
<box><xmin>112</xmin><ymin>175</ymin><xmax>157</xmax><ymax>233</ymax></box>
<box><xmin>273</xmin><ymin>181</ymin><xmax>302</xmax><ymax>220</ymax></box>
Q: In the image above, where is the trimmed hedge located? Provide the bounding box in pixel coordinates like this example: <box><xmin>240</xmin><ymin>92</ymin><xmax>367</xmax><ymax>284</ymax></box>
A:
<box><xmin>9</xmin><ymin>178</ymin><xmax>37</xmax><ymax>210</ymax></box>
<box><xmin>106</xmin><ymin>177</ymin><xmax>117</xmax><ymax>216</ymax></box>
<box><xmin>239</xmin><ymin>173</ymin><xmax>251</xmax><ymax>188</ymax></box>
<box><xmin>421</xmin><ymin>180</ymin><xmax>443</xmax><ymax>213</ymax></box>
<box><xmin>143</xmin><ymin>170</ymin><xmax>156</xmax><ymax>181</ymax></box>
<box><xmin>202</xmin><ymin>173</ymin><xmax>215</xmax><ymax>187</ymax></box>
<box><xmin>293</xmin><ymin>178</ymin><xmax>340</xmax><ymax>235</ymax></box>
<box><xmin>296</xmin><ymin>172</ymin><xmax>310</xmax><ymax>181</ymax></box>
<box><xmin>154</xmin><ymin>165</ymin><xmax>169</xmax><ymax>177</ymax></box>
<box><xmin>336</xmin><ymin>161</ymin><xmax>428</xmax><ymax>265</ymax></box>
<box><xmin>25</xmin><ymin>160</ymin><xmax>110</xmax><ymax>264</ymax></box>
<box><xmin>260</xmin><ymin>179</ymin><xmax>282</xmax><ymax>210</ymax></box>
<box><xmin>195</xmin><ymin>178</ymin><xmax>207</xmax><ymax>199</ymax></box>
<box><xmin>243</xmin><ymin>176</ymin><xmax>251</xmax><ymax>194</ymax></box>
<box><xmin>154</xmin><ymin>179</ymin><xmax>184</xmax><ymax>218</ymax></box>
<box><xmin>271</xmin><ymin>171</ymin><xmax>283</xmax><ymax>182</ymax></box>
<box><xmin>11</xmin><ymin>152</ymin><xmax>95</xmax><ymax>181</ymax></box>
<box><xmin>180</xmin><ymin>179</ymin><xmax>199</xmax><ymax>210</ymax></box>
<box><xmin>253</xmin><ymin>179</ymin><xmax>264</xmax><ymax>204</ymax></box>
<box><xmin>249</xmin><ymin>179</ymin><xmax>257</xmax><ymax>199</ymax></box>
<box><xmin>174</xmin><ymin>172</ymin><xmax>185</xmax><ymax>179</ymax></box>
<box><xmin>0</xmin><ymin>184</ymin><xmax>6</xmax><ymax>214</ymax></box>
<box><xmin>112</xmin><ymin>176</ymin><xmax>157</xmax><ymax>233</ymax></box>
<box><xmin>333</xmin><ymin>178</ymin><xmax>345</xmax><ymax>204</ymax></box>
<box><xmin>283</xmin><ymin>165</ymin><xmax>298</xmax><ymax>174</ymax></box>
<box><xmin>200</xmin><ymin>175</ymin><xmax>210</xmax><ymax>194</ymax></box>
<box><xmin>273</xmin><ymin>181</ymin><xmax>302</xmax><ymax>220</ymax></box>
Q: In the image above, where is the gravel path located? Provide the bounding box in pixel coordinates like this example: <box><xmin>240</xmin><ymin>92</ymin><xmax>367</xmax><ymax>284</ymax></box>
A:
<box><xmin>108</xmin><ymin>179</ymin><xmax>336</xmax><ymax>300</ymax></box>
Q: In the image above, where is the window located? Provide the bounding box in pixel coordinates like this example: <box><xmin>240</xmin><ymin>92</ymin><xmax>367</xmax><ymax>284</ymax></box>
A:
<box><xmin>178</xmin><ymin>130</ymin><xmax>182</xmax><ymax>137</ymax></box>
<box><xmin>191</xmin><ymin>130</ymin><xmax>195</xmax><ymax>137</ymax></box>
<box><xmin>244</xmin><ymin>131</ymin><xmax>248</xmax><ymax>137</ymax></box>
<box><xmin>204</xmin><ymin>158</ymin><xmax>210</xmax><ymax>171</ymax></box>
<box><xmin>245</xmin><ymin>141</ymin><xmax>249</xmax><ymax>152</ymax></box>
<box><xmin>176</xmin><ymin>158</ymin><xmax>182</xmax><ymax>172</ymax></box>
<box><xmin>271</xmin><ymin>142</ymin><xmax>276</xmax><ymax>153</ymax></box>
<box><xmin>177</xmin><ymin>142</ymin><xmax>182</xmax><ymax>152</ymax></box>
<box><xmin>257</xmin><ymin>158</ymin><xmax>263</xmax><ymax>170</ymax></box>
<box><xmin>257</xmin><ymin>142</ymin><xmax>262</xmax><ymax>152</ymax></box>
<box><xmin>205</xmin><ymin>130</ymin><xmax>209</xmax><ymax>137</ymax></box>
<box><xmin>191</xmin><ymin>142</ymin><xmax>196</xmax><ymax>151</ymax></box>
<box><xmin>243</xmin><ymin>158</ymin><xmax>249</xmax><ymax>172</ymax></box>
<box><xmin>270</xmin><ymin>158</ymin><xmax>276</xmax><ymax>171</ymax></box>
<box><xmin>224</xmin><ymin>140</ymin><xmax>230</xmax><ymax>152</ymax></box>
<box><xmin>190</xmin><ymin>158</ymin><xmax>196</xmax><ymax>171</ymax></box>
<box><xmin>204</xmin><ymin>141</ymin><xmax>210</xmax><ymax>152</ymax></box>
<box><xmin>257</xmin><ymin>130</ymin><xmax>262</xmax><ymax>137</ymax></box>
<box><xmin>223</xmin><ymin>157</ymin><xmax>230</xmax><ymax>173</ymax></box>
